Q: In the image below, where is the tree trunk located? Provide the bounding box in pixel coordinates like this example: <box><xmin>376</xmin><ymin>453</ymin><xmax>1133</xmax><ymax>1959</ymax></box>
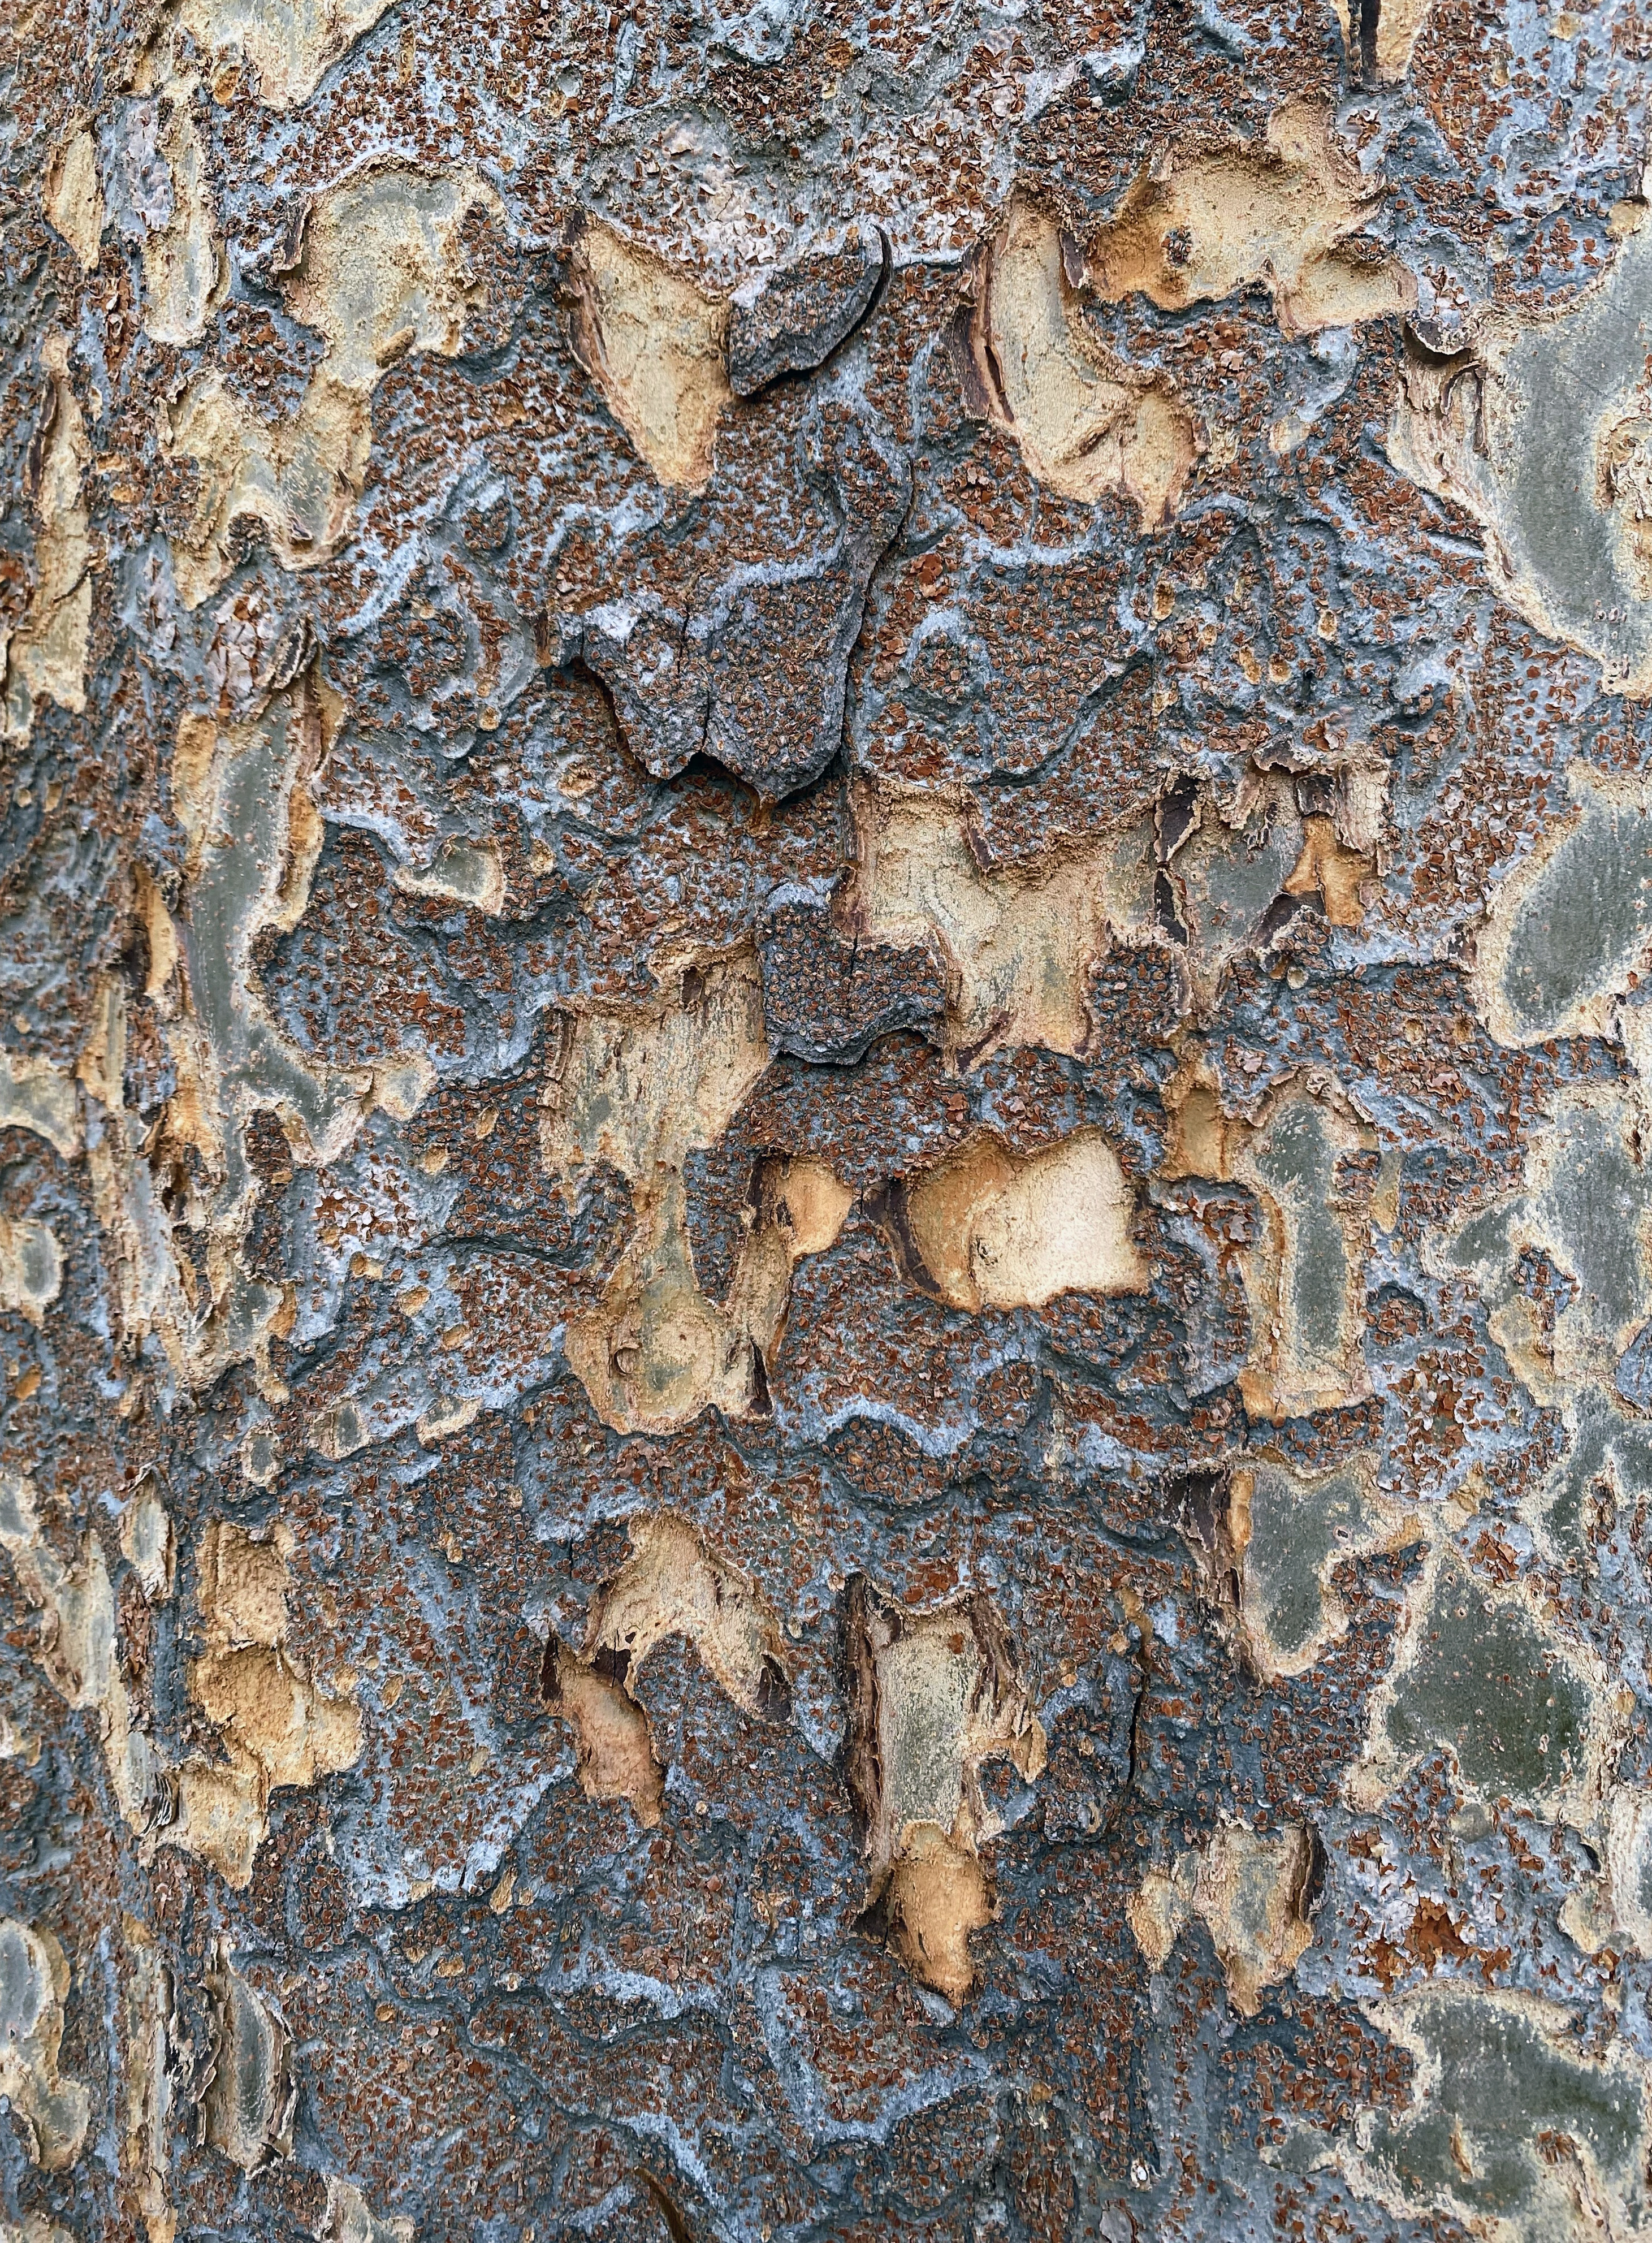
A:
<box><xmin>3</xmin><ymin>1</ymin><xmax>1650</xmax><ymax>2236</ymax></box>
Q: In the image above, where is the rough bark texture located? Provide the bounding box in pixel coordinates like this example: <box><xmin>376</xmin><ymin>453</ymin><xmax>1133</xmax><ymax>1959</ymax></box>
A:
<box><xmin>2</xmin><ymin>0</ymin><xmax>1651</xmax><ymax>2238</ymax></box>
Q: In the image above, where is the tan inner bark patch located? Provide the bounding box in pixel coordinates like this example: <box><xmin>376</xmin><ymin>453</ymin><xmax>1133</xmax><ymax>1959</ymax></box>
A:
<box><xmin>0</xmin><ymin>1918</ymin><xmax>90</xmax><ymax>2173</ymax></box>
<box><xmin>391</xmin><ymin>837</ymin><xmax>505</xmax><ymax>915</ymax></box>
<box><xmin>189</xmin><ymin>1520</ymin><xmax>363</xmax><ymax>1797</ymax></box>
<box><xmin>1082</xmin><ymin>98</ymin><xmax>1415</xmax><ymax>340</ymax></box>
<box><xmin>0</xmin><ymin>1215</ymin><xmax>62</xmax><ymax>1325</ymax></box>
<box><xmin>165</xmin><ymin>166</ymin><xmax>500</xmax><ymax>606</ymax></box>
<box><xmin>176</xmin><ymin>0</ymin><xmax>400</xmax><ymax>110</ymax></box>
<box><xmin>1128</xmin><ymin>1821</ymin><xmax>1318</xmax><ymax>2016</ymax></box>
<box><xmin>0</xmin><ymin>1048</ymin><xmax>81</xmax><ymax>1158</ymax></box>
<box><xmin>1284</xmin><ymin>815</ymin><xmax>1376</xmax><ymax>928</ymax></box>
<box><xmin>851</xmin><ymin>763</ymin><xmax>1388</xmax><ymax>1053</ymax></box>
<box><xmin>321</xmin><ymin>2176</ymin><xmax>417</xmax><ymax>2243</ymax></box>
<box><xmin>0</xmin><ymin>1470</ymin><xmax>361</xmax><ymax>1891</ymax></box>
<box><xmin>565</xmin><ymin>217</ymin><xmax>732</xmax><ymax>490</ymax></box>
<box><xmin>585</xmin><ymin>1511</ymin><xmax>792</xmax><ymax>1717</ymax></box>
<box><xmin>969</xmin><ymin>198</ymin><xmax>1198</xmax><ymax>527</ymax></box>
<box><xmin>844</xmin><ymin>1577</ymin><xmax>1046</xmax><ymax>2006</ymax></box>
<box><xmin>544</xmin><ymin>1513</ymin><xmax>790</xmax><ymax>1827</ymax></box>
<box><xmin>897</xmin><ymin>1127</ymin><xmax>1146</xmax><ymax>1312</ymax></box>
<box><xmin>120</xmin><ymin>1918</ymin><xmax>176</xmax><ymax>2243</ymax></box>
<box><xmin>42</xmin><ymin>123</ymin><xmax>102</xmax><ymax>270</ymax></box>
<box><xmin>131</xmin><ymin>75</ymin><xmax>224</xmax><ymax>346</ymax></box>
<box><xmin>1562</xmin><ymin>1784</ymin><xmax>1652</xmax><ymax>1957</ymax></box>
<box><xmin>545</xmin><ymin>1644</ymin><xmax>667</xmax><ymax>1826</ymax></box>
<box><xmin>3</xmin><ymin>333</ymin><xmax>93</xmax><ymax>746</ymax></box>
<box><xmin>544</xmin><ymin>957</ymin><xmax>851</xmax><ymax>1434</ymax></box>
<box><xmin>847</xmin><ymin>785</ymin><xmax>1123</xmax><ymax>1064</ymax></box>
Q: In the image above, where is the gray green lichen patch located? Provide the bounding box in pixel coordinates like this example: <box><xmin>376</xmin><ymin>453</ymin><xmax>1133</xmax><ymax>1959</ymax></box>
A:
<box><xmin>1352</xmin><ymin>1987</ymin><xmax>1651</xmax><ymax>2242</ymax></box>
<box><xmin>1475</xmin><ymin>764</ymin><xmax>1652</xmax><ymax>1047</ymax></box>
<box><xmin>1354</xmin><ymin>1549</ymin><xmax>1609</xmax><ymax>1818</ymax></box>
<box><xmin>1162</xmin><ymin>1063</ymin><xmax>1378</xmax><ymax>1422</ymax></box>
<box><xmin>1448</xmin><ymin>1087</ymin><xmax>1652</xmax><ymax>1406</ymax></box>
<box><xmin>1234</xmin><ymin>1455</ymin><xmax>1406</xmax><ymax>1678</ymax></box>
<box><xmin>1390</xmin><ymin>205</ymin><xmax>1652</xmax><ymax>697</ymax></box>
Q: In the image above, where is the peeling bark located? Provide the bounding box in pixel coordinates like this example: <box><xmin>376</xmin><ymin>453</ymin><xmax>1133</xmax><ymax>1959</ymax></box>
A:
<box><xmin>6</xmin><ymin>0</ymin><xmax>1652</xmax><ymax>2234</ymax></box>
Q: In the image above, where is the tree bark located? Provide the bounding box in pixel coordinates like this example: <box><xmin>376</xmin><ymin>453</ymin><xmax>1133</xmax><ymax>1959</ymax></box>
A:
<box><xmin>3</xmin><ymin>1</ymin><xmax>1651</xmax><ymax>2237</ymax></box>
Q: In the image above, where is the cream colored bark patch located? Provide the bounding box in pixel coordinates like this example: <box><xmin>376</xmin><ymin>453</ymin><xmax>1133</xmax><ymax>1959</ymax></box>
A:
<box><xmin>1163</xmin><ymin>1062</ymin><xmax>1377</xmax><ymax>1422</ymax></box>
<box><xmin>545</xmin><ymin>1513</ymin><xmax>790</xmax><ymax>1826</ymax></box>
<box><xmin>1128</xmin><ymin>1821</ymin><xmax>1317</xmax><ymax>2016</ymax></box>
<box><xmin>544</xmin><ymin>956</ymin><xmax>849</xmax><ymax>1435</ymax></box>
<box><xmin>122</xmin><ymin>1485</ymin><xmax>175</xmax><ymax>1600</ymax></box>
<box><xmin>391</xmin><ymin>837</ymin><xmax>505</xmax><ymax>915</ymax></box>
<box><xmin>133</xmin><ymin>87</ymin><xmax>223</xmax><ymax>345</ymax></box>
<box><xmin>321</xmin><ymin>2177</ymin><xmax>416</xmax><ymax>2243</ymax></box>
<box><xmin>844</xmin><ymin>1577</ymin><xmax>1046</xmax><ymax>2006</ymax></box>
<box><xmin>42</xmin><ymin>124</ymin><xmax>102</xmax><ymax>269</ymax></box>
<box><xmin>1330</xmin><ymin>0</ymin><xmax>1435</xmax><ymax>78</ymax></box>
<box><xmin>0</xmin><ymin>1049</ymin><xmax>81</xmax><ymax>1159</ymax></box>
<box><xmin>1389</xmin><ymin>215</ymin><xmax>1652</xmax><ymax>697</ymax></box>
<box><xmin>166</xmin><ymin>166</ymin><xmax>500</xmax><ymax>606</ymax></box>
<box><xmin>850</xmin><ymin>763</ymin><xmax>1386</xmax><ymax>1056</ymax></box>
<box><xmin>189</xmin><ymin>1519</ymin><xmax>362</xmax><ymax>1800</ymax></box>
<box><xmin>2</xmin><ymin>334</ymin><xmax>93</xmax><ymax>746</ymax></box>
<box><xmin>202</xmin><ymin>1944</ymin><xmax>293</xmax><ymax>2171</ymax></box>
<box><xmin>282</xmin><ymin>167</ymin><xmax>499</xmax><ymax>389</ymax></box>
<box><xmin>1082</xmin><ymin>98</ymin><xmax>1414</xmax><ymax>340</ymax></box>
<box><xmin>178</xmin><ymin>0</ymin><xmax>398</xmax><ymax>109</ymax></box>
<box><xmin>88</xmin><ymin>668</ymin><xmax>390</xmax><ymax>1393</ymax></box>
<box><xmin>1126</xmin><ymin>1864</ymin><xmax>1186</xmax><ymax>1968</ymax></box>
<box><xmin>122</xmin><ymin>1919</ymin><xmax>177</xmax><ymax>2243</ymax></box>
<box><xmin>968</xmin><ymin>198</ymin><xmax>1197</xmax><ymax>526</ymax></box>
<box><xmin>0</xmin><ymin>1472</ymin><xmax>188</xmax><ymax>1873</ymax></box>
<box><xmin>847</xmin><ymin>786</ymin><xmax>1121</xmax><ymax>1064</ymax></box>
<box><xmin>0</xmin><ymin>1919</ymin><xmax>90</xmax><ymax>2172</ymax></box>
<box><xmin>896</xmin><ymin>1128</ymin><xmax>1145</xmax><ymax>1311</ymax></box>
<box><xmin>163</xmin><ymin>372</ymin><xmax>369</xmax><ymax>607</ymax></box>
<box><xmin>1562</xmin><ymin>1786</ymin><xmax>1652</xmax><ymax>1957</ymax></box>
<box><xmin>0</xmin><ymin>1469</ymin><xmax>119</xmax><ymax>1712</ymax></box>
<box><xmin>0</xmin><ymin>1217</ymin><xmax>62</xmax><ymax>1324</ymax></box>
<box><xmin>566</xmin><ymin>217</ymin><xmax>731</xmax><ymax>490</ymax></box>
<box><xmin>543</xmin><ymin>952</ymin><xmax>770</xmax><ymax>1184</ymax></box>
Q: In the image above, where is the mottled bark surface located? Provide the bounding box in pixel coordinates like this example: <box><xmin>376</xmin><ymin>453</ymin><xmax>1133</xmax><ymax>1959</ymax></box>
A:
<box><xmin>2</xmin><ymin>1</ymin><xmax>1651</xmax><ymax>2237</ymax></box>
